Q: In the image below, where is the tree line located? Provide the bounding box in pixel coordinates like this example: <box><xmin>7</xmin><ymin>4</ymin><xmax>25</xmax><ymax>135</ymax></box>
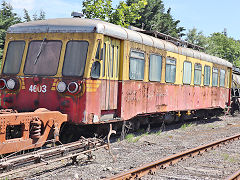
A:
<box><xmin>0</xmin><ymin>0</ymin><xmax>239</xmax><ymax>66</ymax></box>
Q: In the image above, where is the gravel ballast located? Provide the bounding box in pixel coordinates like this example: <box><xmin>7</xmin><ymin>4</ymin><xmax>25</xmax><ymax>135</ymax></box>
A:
<box><xmin>6</xmin><ymin>114</ymin><xmax>240</xmax><ymax>180</ymax></box>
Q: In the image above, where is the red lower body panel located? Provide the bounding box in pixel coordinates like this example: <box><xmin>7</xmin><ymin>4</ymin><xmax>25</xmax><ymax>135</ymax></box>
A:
<box><xmin>120</xmin><ymin>81</ymin><xmax>228</xmax><ymax>120</ymax></box>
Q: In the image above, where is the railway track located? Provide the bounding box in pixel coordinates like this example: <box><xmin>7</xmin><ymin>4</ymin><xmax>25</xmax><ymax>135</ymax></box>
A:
<box><xmin>0</xmin><ymin>137</ymin><xmax>107</xmax><ymax>178</ymax></box>
<box><xmin>225</xmin><ymin>169</ymin><xmax>240</xmax><ymax>180</ymax></box>
<box><xmin>106</xmin><ymin>133</ymin><xmax>240</xmax><ymax>180</ymax></box>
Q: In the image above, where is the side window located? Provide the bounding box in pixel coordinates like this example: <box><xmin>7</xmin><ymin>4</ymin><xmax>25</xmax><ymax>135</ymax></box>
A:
<box><xmin>194</xmin><ymin>63</ymin><xmax>202</xmax><ymax>85</ymax></box>
<box><xmin>165</xmin><ymin>57</ymin><xmax>176</xmax><ymax>83</ymax></box>
<box><xmin>95</xmin><ymin>41</ymin><xmax>100</xmax><ymax>59</ymax></box>
<box><xmin>129</xmin><ymin>50</ymin><xmax>145</xmax><ymax>80</ymax></box>
<box><xmin>220</xmin><ymin>69</ymin><xmax>225</xmax><ymax>87</ymax></box>
<box><xmin>212</xmin><ymin>67</ymin><xmax>218</xmax><ymax>87</ymax></box>
<box><xmin>183</xmin><ymin>61</ymin><xmax>192</xmax><ymax>84</ymax></box>
<box><xmin>116</xmin><ymin>46</ymin><xmax>119</xmax><ymax>78</ymax></box>
<box><xmin>102</xmin><ymin>43</ymin><xmax>106</xmax><ymax>77</ymax></box>
<box><xmin>3</xmin><ymin>41</ymin><xmax>25</xmax><ymax>74</ymax></box>
<box><xmin>204</xmin><ymin>66</ymin><xmax>211</xmax><ymax>86</ymax></box>
<box><xmin>149</xmin><ymin>54</ymin><xmax>162</xmax><ymax>82</ymax></box>
<box><xmin>111</xmin><ymin>45</ymin><xmax>114</xmax><ymax>78</ymax></box>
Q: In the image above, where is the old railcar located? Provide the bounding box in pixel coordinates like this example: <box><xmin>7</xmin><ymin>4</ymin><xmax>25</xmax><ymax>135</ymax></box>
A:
<box><xmin>0</xmin><ymin>18</ymin><xmax>232</xmax><ymax>154</ymax></box>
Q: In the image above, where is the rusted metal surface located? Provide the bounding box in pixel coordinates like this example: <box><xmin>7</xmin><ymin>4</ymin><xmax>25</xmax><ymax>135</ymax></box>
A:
<box><xmin>121</xmin><ymin>81</ymin><xmax>229</xmax><ymax>120</ymax></box>
<box><xmin>225</xmin><ymin>169</ymin><xmax>240</xmax><ymax>180</ymax></box>
<box><xmin>0</xmin><ymin>108</ymin><xmax>67</xmax><ymax>155</ymax></box>
<box><xmin>106</xmin><ymin>133</ymin><xmax>240</xmax><ymax>180</ymax></box>
<box><xmin>0</xmin><ymin>109</ymin><xmax>18</xmax><ymax>114</ymax></box>
<box><xmin>0</xmin><ymin>137</ymin><xmax>107</xmax><ymax>178</ymax></box>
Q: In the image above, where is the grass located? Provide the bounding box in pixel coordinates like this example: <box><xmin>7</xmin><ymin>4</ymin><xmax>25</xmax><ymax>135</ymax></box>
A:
<box><xmin>222</xmin><ymin>153</ymin><xmax>229</xmax><ymax>161</ymax></box>
<box><xmin>125</xmin><ymin>131</ymin><xmax>150</xmax><ymax>143</ymax></box>
<box><xmin>154</xmin><ymin>130</ymin><xmax>162</xmax><ymax>136</ymax></box>
<box><xmin>180</xmin><ymin>123</ymin><xmax>192</xmax><ymax>130</ymax></box>
<box><xmin>221</xmin><ymin>153</ymin><xmax>238</xmax><ymax>163</ymax></box>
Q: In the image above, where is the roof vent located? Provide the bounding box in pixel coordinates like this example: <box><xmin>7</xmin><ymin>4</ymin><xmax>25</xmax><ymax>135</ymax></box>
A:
<box><xmin>71</xmin><ymin>12</ymin><xmax>84</xmax><ymax>18</ymax></box>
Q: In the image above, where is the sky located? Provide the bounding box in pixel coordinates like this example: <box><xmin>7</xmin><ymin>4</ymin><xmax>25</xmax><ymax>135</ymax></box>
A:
<box><xmin>5</xmin><ymin>0</ymin><xmax>240</xmax><ymax>40</ymax></box>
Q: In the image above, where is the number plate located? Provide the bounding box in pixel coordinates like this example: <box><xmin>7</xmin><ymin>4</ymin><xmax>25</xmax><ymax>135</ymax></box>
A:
<box><xmin>29</xmin><ymin>85</ymin><xmax>47</xmax><ymax>93</ymax></box>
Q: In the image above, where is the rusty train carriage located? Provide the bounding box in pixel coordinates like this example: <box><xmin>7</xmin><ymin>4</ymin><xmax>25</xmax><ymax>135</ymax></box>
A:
<box><xmin>0</xmin><ymin>18</ymin><xmax>232</xmax><ymax>154</ymax></box>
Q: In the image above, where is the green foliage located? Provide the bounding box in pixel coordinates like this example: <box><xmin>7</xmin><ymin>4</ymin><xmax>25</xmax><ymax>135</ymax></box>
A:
<box><xmin>206</xmin><ymin>32</ymin><xmax>240</xmax><ymax>66</ymax></box>
<box><xmin>0</xmin><ymin>1</ymin><xmax>21</xmax><ymax>59</ymax></box>
<box><xmin>82</xmin><ymin>0</ymin><xmax>147</xmax><ymax>28</ymax></box>
<box><xmin>111</xmin><ymin>0</ymin><xmax>147</xmax><ymax>28</ymax></box>
<box><xmin>186</xmin><ymin>28</ymin><xmax>240</xmax><ymax>66</ymax></box>
<box><xmin>126</xmin><ymin>0</ymin><xmax>185</xmax><ymax>38</ymax></box>
<box><xmin>125</xmin><ymin>133</ymin><xmax>135</xmax><ymax>142</ymax></box>
<box><xmin>23</xmin><ymin>8</ymin><xmax>31</xmax><ymax>22</ymax></box>
<box><xmin>38</xmin><ymin>10</ymin><xmax>46</xmax><ymax>20</ymax></box>
<box><xmin>82</xmin><ymin>0</ymin><xmax>113</xmax><ymax>21</ymax></box>
<box><xmin>185</xmin><ymin>28</ymin><xmax>208</xmax><ymax>48</ymax></box>
<box><xmin>32</xmin><ymin>10</ymin><xmax>46</xmax><ymax>21</ymax></box>
<box><xmin>155</xmin><ymin>130</ymin><xmax>162</xmax><ymax>136</ymax></box>
<box><xmin>180</xmin><ymin>123</ymin><xmax>192</xmax><ymax>130</ymax></box>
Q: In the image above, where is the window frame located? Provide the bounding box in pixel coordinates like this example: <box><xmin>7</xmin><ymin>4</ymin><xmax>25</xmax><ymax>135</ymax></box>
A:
<box><xmin>194</xmin><ymin>63</ymin><xmax>202</xmax><ymax>86</ymax></box>
<box><xmin>3</xmin><ymin>40</ymin><xmax>26</xmax><ymax>75</ymax></box>
<box><xmin>102</xmin><ymin>43</ymin><xmax>106</xmax><ymax>77</ymax></box>
<box><xmin>24</xmin><ymin>40</ymin><xmax>62</xmax><ymax>76</ymax></box>
<box><xmin>149</xmin><ymin>53</ymin><xmax>163</xmax><ymax>82</ymax></box>
<box><xmin>165</xmin><ymin>57</ymin><xmax>176</xmax><ymax>83</ymax></box>
<box><xmin>212</xmin><ymin>67</ymin><xmax>218</xmax><ymax>87</ymax></box>
<box><xmin>62</xmin><ymin>40</ymin><xmax>89</xmax><ymax>77</ymax></box>
<box><xmin>220</xmin><ymin>69</ymin><xmax>226</xmax><ymax>87</ymax></box>
<box><xmin>182</xmin><ymin>61</ymin><xmax>192</xmax><ymax>85</ymax></box>
<box><xmin>129</xmin><ymin>49</ymin><xmax>145</xmax><ymax>81</ymax></box>
<box><xmin>115</xmin><ymin>46</ymin><xmax>119</xmax><ymax>78</ymax></box>
<box><xmin>204</xmin><ymin>65</ymin><xmax>211</xmax><ymax>86</ymax></box>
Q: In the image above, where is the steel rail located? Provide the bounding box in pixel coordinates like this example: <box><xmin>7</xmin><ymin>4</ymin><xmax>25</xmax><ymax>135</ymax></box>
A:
<box><xmin>0</xmin><ymin>137</ymin><xmax>107</xmax><ymax>178</ymax></box>
<box><xmin>106</xmin><ymin>133</ymin><xmax>240</xmax><ymax>180</ymax></box>
<box><xmin>225</xmin><ymin>169</ymin><xmax>240</xmax><ymax>180</ymax></box>
<box><xmin>0</xmin><ymin>144</ymin><xmax>108</xmax><ymax>178</ymax></box>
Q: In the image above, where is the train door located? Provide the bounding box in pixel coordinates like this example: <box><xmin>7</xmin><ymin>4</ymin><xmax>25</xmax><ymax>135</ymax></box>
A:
<box><xmin>101</xmin><ymin>36</ymin><xmax>120</xmax><ymax>119</ymax></box>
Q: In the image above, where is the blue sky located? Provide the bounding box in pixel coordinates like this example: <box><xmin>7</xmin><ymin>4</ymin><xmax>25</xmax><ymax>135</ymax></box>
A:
<box><xmin>5</xmin><ymin>0</ymin><xmax>240</xmax><ymax>40</ymax></box>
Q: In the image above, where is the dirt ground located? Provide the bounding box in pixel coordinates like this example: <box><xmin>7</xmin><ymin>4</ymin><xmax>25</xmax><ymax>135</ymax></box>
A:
<box><xmin>6</xmin><ymin>113</ymin><xmax>240</xmax><ymax>180</ymax></box>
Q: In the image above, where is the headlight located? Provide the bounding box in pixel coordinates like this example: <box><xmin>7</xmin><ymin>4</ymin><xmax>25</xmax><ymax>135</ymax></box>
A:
<box><xmin>67</xmin><ymin>82</ymin><xmax>79</xmax><ymax>93</ymax></box>
<box><xmin>56</xmin><ymin>81</ymin><xmax>67</xmax><ymax>93</ymax></box>
<box><xmin>6</xmin><ymin>79</ymin><xmax>16</xmax><ymax>90</ymax></box>
<box><xmin>0</xmin><ymin>79</ymin><xmax>6</xmax><ymax>89</ymax></box>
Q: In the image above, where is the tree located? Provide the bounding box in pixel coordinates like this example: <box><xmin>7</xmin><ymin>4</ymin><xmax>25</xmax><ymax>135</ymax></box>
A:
<box><xmin>0</xmin><ymin>1</ymin><xmax>21</xmax><ymax>58</ymax></box>
<box><xmin>82</xmin><ymin>0</ymin><xmax>113</xmax><ymax>21</ymax></box>
<box><xmin>82</xmin><ymin>0</ymin><xmax>147</xmax><ymax>28</ymax></box>
<box><xmin>38</xmin><ymin>10</ymin><xmax>46</xmax><ymax>20</ymax></box>
<box><xmin>206</xmin><ymin>32</ymin><xmax>240</xmax><ymax>66</ymax></box>
<box><xmin>23</xmin><ymin>8</ymin><xmax>31</xmax><ymax>22</ymax></box>
<box><xmin>126</xmin><ymin>0</ymin><xmax>185</xmax><ymax>38</ymax></box>
<box><xmin>185</xmin><ymin>28</ymin><xmax>208</xmax><ymax>48</ymax></box>
<box><xmin>110</xmin><ymin>0</ymin><xmax>147</xmax><ymax>27</ymax></box>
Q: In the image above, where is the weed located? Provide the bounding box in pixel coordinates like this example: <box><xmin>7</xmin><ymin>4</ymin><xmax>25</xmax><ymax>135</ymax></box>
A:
<box><xmin>132</xmin><ymin>136</ymin><xmax>141</xmax><ymax>143</ymax></box>
<box><xmin>228</xmin><ymin>156</ymin><xmax>237</xmax><ymax>163</ymax></box>
<box><xmin>125</xmin><ymin>133</ymin><xmax>142</xmax><ymax>143</ymax></box>
<box><xmin>222</xmin><ymin>153</ymin><xmax>229</xmax><ymax>161</ymax></box>
<box><xmin>155</xmin><ymin>130</ymin><xmax>162</xmax><ymax>136</ymax></box>
<box><xmin>125</xmin><ymin>134</ymin><xmax>135</xmax><ymax>142</ymax></box>
<box><xmin>181</xmin><ymin>123</ymin><xmax>192</xmax><ymax>130</ymax></box>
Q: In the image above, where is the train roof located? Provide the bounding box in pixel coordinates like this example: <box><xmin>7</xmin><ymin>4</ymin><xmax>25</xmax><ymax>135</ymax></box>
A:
<box><xmin>7</xmin><ymin>18</ymin><xmax>232</xmax><ymax>68</ymax></box>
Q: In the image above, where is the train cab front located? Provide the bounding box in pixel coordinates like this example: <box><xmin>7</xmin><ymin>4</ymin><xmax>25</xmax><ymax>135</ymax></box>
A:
<box><xmin>0</xmin><ymin>31</ymin><xmax>96</xmax><ymax>124</ymax></box>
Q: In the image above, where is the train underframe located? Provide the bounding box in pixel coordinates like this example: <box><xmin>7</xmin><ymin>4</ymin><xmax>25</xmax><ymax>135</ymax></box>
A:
<box><xmin>0</xmin><ymin>106</ymin><xmax>223</xmax><ymax>156</ymax></box>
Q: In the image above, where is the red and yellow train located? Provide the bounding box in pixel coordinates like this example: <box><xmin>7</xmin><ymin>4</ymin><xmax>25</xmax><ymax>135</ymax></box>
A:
<box><xmin>0</xmin><ymin>17</ymin><xmax>232</xmax><ymax>154</ymax></box>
